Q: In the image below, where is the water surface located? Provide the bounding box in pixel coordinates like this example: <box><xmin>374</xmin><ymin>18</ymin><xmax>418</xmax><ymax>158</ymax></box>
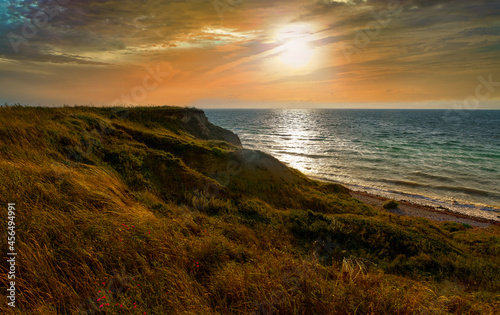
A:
<box><xmin>206</xmin><ymin>109</ymin><xmax>500</xmax><ymax>221</ymax></box>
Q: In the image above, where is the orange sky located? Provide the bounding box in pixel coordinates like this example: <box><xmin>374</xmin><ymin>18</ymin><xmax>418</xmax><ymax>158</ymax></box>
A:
<box><xmin>1</xmin><ymin>0</ymin><xmax>500</xmax><ymax>108</ymax></box>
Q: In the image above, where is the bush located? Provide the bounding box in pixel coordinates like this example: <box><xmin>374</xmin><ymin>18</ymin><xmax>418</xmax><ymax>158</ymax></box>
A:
<box><xmin>211</xmin><ymin>147</ymin><xmax>223</xmax><ymax>156</ymax></box>
<box><xmin>382</xmin><ymin>199</ymin><xmax>399</xmax><ymax>209</ymax></box>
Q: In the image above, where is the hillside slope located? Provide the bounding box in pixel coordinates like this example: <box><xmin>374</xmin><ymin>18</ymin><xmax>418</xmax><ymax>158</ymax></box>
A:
<box><xmin>0</xmin><ymin>106</ymin><xmax>499</xmax><ymax>314</ymax></box>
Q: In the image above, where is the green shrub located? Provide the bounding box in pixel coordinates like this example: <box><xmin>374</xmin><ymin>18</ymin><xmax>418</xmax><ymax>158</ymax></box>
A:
<box><xmin>211</xmin><ymin>147</ymin><xmax>223</xmax><ymax>156</ymax></box>
<box><xmin>383</xmin><ymin>199</ymin><xmax>400</xmax><ymax>209</ymax></box>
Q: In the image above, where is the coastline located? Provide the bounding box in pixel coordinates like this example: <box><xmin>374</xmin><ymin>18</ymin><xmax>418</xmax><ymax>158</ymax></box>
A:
<box><xmin>349</xmin><ymin>190</ymin><xmax>497</xmax><ymax>228</ymax></box>
<box><xmin>205</xmin><ymin>109</ymin><xmax>500</xmax><ymax>227</ymax></box>
<box><xmin>307</xmin><ymin>176</ymin><xmax>498</xmax><ymax>228</ymax></box>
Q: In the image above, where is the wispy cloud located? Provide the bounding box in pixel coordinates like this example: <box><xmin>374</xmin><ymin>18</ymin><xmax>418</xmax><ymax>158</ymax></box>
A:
<box><xmin>0</xmin><ymin>0</ymin><xmax>499</xmax><ymax>106</ymax></box>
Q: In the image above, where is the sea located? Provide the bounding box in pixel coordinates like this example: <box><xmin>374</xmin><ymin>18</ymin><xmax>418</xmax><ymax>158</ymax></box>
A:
<box><xmin>205</xmin><ymin>109</ymin><xmax>500</xmax><ymax>222</ymax></box>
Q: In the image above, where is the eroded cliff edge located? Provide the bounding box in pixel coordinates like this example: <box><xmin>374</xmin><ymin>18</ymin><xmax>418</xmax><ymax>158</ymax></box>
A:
<box><xmin>122</xmin><ymin>106</ymin><xmax>242</xmax><ymax>146</ymax></box>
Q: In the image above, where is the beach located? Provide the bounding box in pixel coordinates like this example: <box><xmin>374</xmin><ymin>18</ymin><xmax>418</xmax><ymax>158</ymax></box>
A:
<box><xmin>350</xmin><ymin>190</ymin><xmax>496</xmax><ymax>228</ymax></box>
<box><xmin>309</xmin><ymin>173</ymin><xmax>497</xmax><ymax>227</ymax></box>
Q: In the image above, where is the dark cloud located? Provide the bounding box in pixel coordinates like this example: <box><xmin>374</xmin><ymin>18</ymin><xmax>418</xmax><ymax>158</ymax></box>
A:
<box><xmin>0</xmin><ymin>47</ymin><xmax>111</xmax><ymax>64</ymax></box>
<box><xmin>0</xmin><ymin>0</ymin><xmax>228</xmax><ymax>61</ymax></box>
<box><xmin>462</xmin><ymin>26</ymin><xmax>500</xmax><ymax>37</ymax></box>
<box><xmin>476</xmin><ymin>39</ymin><xmax>500</xmax><ymax>53</ymax></box>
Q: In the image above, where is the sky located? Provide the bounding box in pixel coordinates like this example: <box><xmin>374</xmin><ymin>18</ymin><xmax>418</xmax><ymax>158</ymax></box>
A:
<box><xmin>1</xmin><ymin>0</ymin><xmax>500</xmax><ymax>108</ymax></box>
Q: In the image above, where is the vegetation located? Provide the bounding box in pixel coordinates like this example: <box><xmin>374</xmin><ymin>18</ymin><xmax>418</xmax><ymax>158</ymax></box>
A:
<box><xmin>0</xmin><ymin>105</ymin><xmax>499</xmax><ymax>314</ymax></box>
<box><xmin>383</xmin><ymin>199</ymin><xmax>400</xmax><ymax>210</ymax></box>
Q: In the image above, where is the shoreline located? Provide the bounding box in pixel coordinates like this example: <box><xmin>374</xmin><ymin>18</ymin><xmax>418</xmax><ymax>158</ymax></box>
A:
<box><xmin>206</xmin><ymin>110</ymin><xmax>500</xmax><ymax>226</ymax></box>
<box><xmin>307</xmin><ymin>176</ymin><xmax>498</xmax><ymax>228</ymax></box>
<box><xmin>350</xmin><ymin>190</ymin><xmax>498</xmax><ymax>228</ymax></box>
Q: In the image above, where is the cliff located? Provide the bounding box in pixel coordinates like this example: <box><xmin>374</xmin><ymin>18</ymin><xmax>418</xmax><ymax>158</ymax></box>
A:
<box><xmin>120</xmin><ymin>106</ymin><xmax>242</xmax><ymax>146</ymax></box>
<box><xmin>0</xmin><ymin>105</ymin><xmax>499</xmax><ymax>314</ymax></box>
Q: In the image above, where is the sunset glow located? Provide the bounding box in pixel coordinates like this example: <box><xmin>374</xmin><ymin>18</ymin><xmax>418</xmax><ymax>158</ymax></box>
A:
<box><xmin>0</xmin><ymin>0</ymin><xmax>499</xmax><ymax>108</ymax></box>
<box><xmin>276</xmin><ymin>24</ymin><xmax>315</xmax><ymax>68</ymax></box>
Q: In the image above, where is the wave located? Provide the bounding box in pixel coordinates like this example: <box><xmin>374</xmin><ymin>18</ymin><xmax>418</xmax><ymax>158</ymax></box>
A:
<box><xmin>388</xmin><ymin>180</ymin><xmax>426</xmax><ymax>188</ymax></box>
<box><xmin>383</xmin><ymin>179</ymin><xmax>499</xmax><ymax>198</ymax></box>
<box><xmin>479</xmin><ymin>166</ymin><xmax>499</xmax><ymax>173</ymax></box>
<box><xmin>435</xmin><ymin>185</ymin><xmax>500</xmax><ymax>198</ymax></box>
<box><xmin>476</xmin><ymin>152</ymin><xmax>500</xmax><ymax>159</ymax></box>
<box><xmin>410</xmin><ymin>171</ymin><xmax>455</xmax><ymax>183</ymax></box>
<box><xmin>274</xmin><ymin>150</ymin><xmax>331</xmax><ymax>159</ymax></box>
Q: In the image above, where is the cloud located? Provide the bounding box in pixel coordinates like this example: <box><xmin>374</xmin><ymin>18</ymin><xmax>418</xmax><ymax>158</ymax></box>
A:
<box><xmin>462</xmin><ymin>26</ymin><xmax>500</xmax><ymax>37</ymax></box>
<box><xmin>1</xmin><ymin>0</ymin><xmax>226</xmax><ymax>61</ymax></box>
<box><xmin>1</xmin><ymin>0</ymin><xmax>500</xmax><ymax>105</ymax></box>
<box><xmin>3</xmin><ymin>52</ymin><xmax>111</xmax><ymax>65</ymax></box>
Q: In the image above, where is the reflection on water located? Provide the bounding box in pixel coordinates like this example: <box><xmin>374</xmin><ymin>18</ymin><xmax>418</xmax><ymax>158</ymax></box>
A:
<box><xmin>206</xmin><ymin>109</ymin><xmax>500</xmax><ymax>221</ymax></box>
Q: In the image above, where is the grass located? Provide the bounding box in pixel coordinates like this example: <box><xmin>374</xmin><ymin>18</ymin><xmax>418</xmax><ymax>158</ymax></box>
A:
<box><xmin>0</xmin><ymin>105</ymin><xmax>499</xmax><ymax>314</ymax></box>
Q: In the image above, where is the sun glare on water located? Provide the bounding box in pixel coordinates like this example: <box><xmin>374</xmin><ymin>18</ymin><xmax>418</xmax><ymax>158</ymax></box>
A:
<box><xmin>276</xmin><ymin>24</ymin><xmax>315</xmax><ymax>69</ymax></box>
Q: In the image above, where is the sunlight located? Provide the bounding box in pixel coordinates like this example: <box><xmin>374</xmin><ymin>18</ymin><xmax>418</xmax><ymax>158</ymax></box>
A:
<box><xmin>275</xmin><ymin>24</ymin><xmax>315</xmax><ymax>69</ymax></box>
<box><xmin>279</xmin><ymin>39</ymin><xmax>314</xmax><ymax>68</ymax></box>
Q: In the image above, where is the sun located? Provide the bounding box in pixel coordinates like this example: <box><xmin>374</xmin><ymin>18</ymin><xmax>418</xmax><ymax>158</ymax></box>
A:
<box><xmin>276</xmin><ymin>24</ymin><xmax>315</xmax><ymax>69</ymax></box>
<box><xmin>279</xmin><ymin>39</ymin><xmax>314</xmax><ymax>68</ymax></box>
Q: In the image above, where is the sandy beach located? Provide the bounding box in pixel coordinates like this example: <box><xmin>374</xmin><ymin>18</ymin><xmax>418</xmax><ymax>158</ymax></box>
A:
<box><xmin>350</xmin><ymin>190</ymin><xmax>497</xmax><ymax>228</ymax></box>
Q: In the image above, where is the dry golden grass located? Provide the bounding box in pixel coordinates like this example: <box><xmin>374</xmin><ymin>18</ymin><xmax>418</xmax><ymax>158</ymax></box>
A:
<box><xmin>0</xmin><ymin>106</ymin><xmax>499</xmax><ymax>314</ymax></box>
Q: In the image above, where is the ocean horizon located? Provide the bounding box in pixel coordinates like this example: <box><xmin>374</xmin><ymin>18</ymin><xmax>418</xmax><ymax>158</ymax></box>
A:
<box><xmin>206</xmin><ymin>108</ymin><xmax>500</xmax><ymax>222</ymax></box>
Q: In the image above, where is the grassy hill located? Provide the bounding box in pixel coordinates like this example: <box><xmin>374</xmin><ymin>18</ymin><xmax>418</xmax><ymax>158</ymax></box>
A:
<box><xmin>0</xmin><ymin>105</ymin><xmax>499</xmax><ymax>314</ymax></box>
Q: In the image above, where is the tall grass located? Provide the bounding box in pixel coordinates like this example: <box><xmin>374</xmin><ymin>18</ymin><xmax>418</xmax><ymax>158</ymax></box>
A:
<box><xmin>0</xmin><ymin>106</ymin><xmax>499</xmax><ymax>314</ymax></box>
